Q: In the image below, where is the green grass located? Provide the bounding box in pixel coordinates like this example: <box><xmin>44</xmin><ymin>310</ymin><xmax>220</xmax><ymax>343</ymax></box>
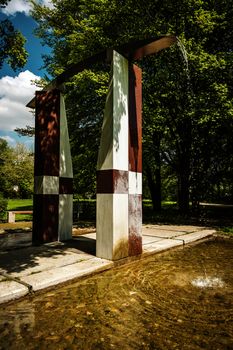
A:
<box><xmin>7</xmin><ymin>199</ymin><xmax>33</xmax><ymax>211</ymax></box>
<box><xmin>221</xmin><ymin>227</ymin><xmax>233</xmax><ymax>235</ymax></box>
<box><xmin>3</xmin><ymin>198</ymin><xmax>233</xmax><ymax>228</ymax></box>
<box><xmin>7</xmin><ymin>199</ymin><xmax>33</xmax><ymax>221</ymax></box>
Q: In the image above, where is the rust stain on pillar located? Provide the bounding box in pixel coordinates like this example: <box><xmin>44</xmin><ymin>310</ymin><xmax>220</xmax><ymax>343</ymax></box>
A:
<box><xmin>128</xmin><ymin>64</ymin><xmax>143</xmax><ymax>256</ymax></box>
<box><xmin>128</xmin><ymin>194</ymin><xmax>142</xmax><ymax>256</ymax></box>
<box><xmin>129</xmin><ymin>64</ymin><xmax>142</xmax><ymax>173</ymax></box>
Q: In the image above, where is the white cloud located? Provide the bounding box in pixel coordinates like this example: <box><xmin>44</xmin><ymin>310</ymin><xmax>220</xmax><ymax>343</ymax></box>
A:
<box><xmin>1</xmin><ymin>0</ymin><xmax>32</xmax><ymax>16</ymax></box>
<box><xmin>1</xmin><ymin>0</ymin><xmax>54</xmax><ymax>16</ymax></box>
<box><xmin>0</xmin><ymin>70</ymin><xmax>41</xmax><ymax>131</ymax></box>
<box><xmin>40</xmin><ymin>0</ymin><xmax>54</xmax><ymax>9</ymax></box>
<box><xmin>0</xmin><ymin>135</ymin><xmax>16</xmax><ymax>145</ymax></box>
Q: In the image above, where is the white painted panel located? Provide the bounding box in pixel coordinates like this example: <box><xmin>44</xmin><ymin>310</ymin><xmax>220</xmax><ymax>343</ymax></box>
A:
<box><xmin>34</xmin><ymin>176</ymin><xmax>59</xmax><ymax>194</ymax></box>
<box><xmin>113</xmin><ymin>193</ymin><xmax>129</xmax><ymax>259</ymax></box>
<box><xmin>97</xmin><ymin>77</ymin><xmax>113</xmax><ymax>170</ymax></box>
<box><xmin>97</xmin><ymin>51</ymin><xmax>129</xmax><ymax>171</ymax></box>
<box><xmin>34</xmin><ymin>176</ymin><xmax>43</xmax><ymax>194</ymax></box>
<box><xmin>96</xmin><ymin>194</ymin><xmax>113</xmax><ymax>259</ymax></box>
<box><xmin>113</xmin><ymin>51</ymin><xmax>129</xmax><ymax>171</ymax></box>
<box><xmin>58</xmin><ymin>194</ymin><xmax>73</xmax><ymax>241</ymax></box>
<box><xmin>96</xmin><ymin>193</ymin><xmax>129</xmax><ymax>260</ymax></box>
<box><xmin>129</xmin><ymin>171</ymin><xmax>142</xmax><ymax>195</ymax></box>
<box><xmin>60</xmin><ymin>94</ymin><xmax>73</xmax><ymax>178</ymax></box>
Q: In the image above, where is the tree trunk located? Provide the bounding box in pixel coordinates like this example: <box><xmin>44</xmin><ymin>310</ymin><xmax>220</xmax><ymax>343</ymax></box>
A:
<box><xmin>176</xmin><ymin>117</ymin><xmax>192</xmax><ymax>215</ymax></box>
<box><xmin>190</xmin><ymin>166</ymin><xmax>201</xmax><ymax>215</ymax></box>
<box><xmin>177</xmin><ymin>173</ymin><xmax>190</xmax><ymax>214</ymax></box>
<box><xmin>146</xmin><ymin>165</ymin><xmax>161</xmax><ymax>212</ymax></box>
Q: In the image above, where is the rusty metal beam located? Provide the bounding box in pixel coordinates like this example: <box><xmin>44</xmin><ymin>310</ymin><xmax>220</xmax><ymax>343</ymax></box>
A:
<box><xmin>27</xmin><ymin>35</ymin><xmax>177</xmax><ymax>109</ymax></box>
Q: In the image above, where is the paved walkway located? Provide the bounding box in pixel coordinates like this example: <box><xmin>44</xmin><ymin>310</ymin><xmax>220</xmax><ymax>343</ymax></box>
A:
<box><xmin>0</xmin><ymin>225</ymin><xmax>215</xmax><ymax>304</ymax></box>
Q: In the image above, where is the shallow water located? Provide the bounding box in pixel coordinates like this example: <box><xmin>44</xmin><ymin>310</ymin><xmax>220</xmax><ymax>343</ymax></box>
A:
<box><xmin>0</xmin><ymin>238</ymin><xmax>233</xmax><ymax>350</ymax></box>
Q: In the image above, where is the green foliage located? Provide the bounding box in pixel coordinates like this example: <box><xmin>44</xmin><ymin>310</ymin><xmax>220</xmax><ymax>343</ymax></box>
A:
<box><xmin>0</xmin><ymin>193</ymin><xmax>7</xmax><ymax>220</ymax></box>
<box><xmin>66</xmin><ymin>69</ymin><xmax>108</xmax><ymax>195</ymax></box>
<box><xmin>73</xmin><ymin>198</ymin><xmax>96</xmax><ymax>221</ymax></box>
<box><xmin>0</xmin><ymin>19</ymin><xmax>28</xmax><ymax>71</ymax></box>
<box><xmin>31</xmin><ymin>0</ymin><xmax>233</xmax><ymax>211</ymax></box>
<box><xmin>15</xmin><ymin>125</ymin><xmax>35</xmax><ymax>137</ymax></box>
<box><xmin>0</xmin><ymin>139</ymin><xmax>34</xmax><ymax>199</ymax></box>
<box><xmin>221</xmin><ymin>227</ymin><xmax>233</xmax><ymax>235</ymax></box>
<box><xmin>7</xmin><ymin>199</ymin><xmax>33</xmax><ymax>211</ymax></box>
<box><xmin>6</xmin><ymin>199</ymin><xmax>33</xmax><ymax>221</ymax></box>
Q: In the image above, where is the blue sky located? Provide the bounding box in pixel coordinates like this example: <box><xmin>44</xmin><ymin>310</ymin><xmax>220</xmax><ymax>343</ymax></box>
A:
<box><xmin>0</xmin><ymin>0</ymin><xmax>52</xmax><ymax>150</ymax></box>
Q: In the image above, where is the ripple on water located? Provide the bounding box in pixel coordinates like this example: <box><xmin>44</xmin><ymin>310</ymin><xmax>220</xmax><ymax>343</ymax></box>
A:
<box><xmin>0</xmin><ymin>238</ymin><xmax>233</xmax><ymax>350</ymax></box>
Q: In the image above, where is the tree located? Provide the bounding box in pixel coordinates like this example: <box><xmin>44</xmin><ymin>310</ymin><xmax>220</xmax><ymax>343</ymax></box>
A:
<box><xmin>0</xmin><ymin>138</ymin><xmax>10</xmax><ymax>196</ymax></box>
<box><xmin>0</xmin><ymin>0</ymin><xmax>28</xmax><ymax>71</ymax></box>
<box><xmin>0</xmin><ymin>139</ymin><xmax>34</xmax><ymax>198</ymax></box>
<box><xmin>142</xmin><ymin>49</ymin><xmax>193</xmax><ymax>213</ymax></box>
<box><xmin>0</xmin><ymin>0</ymin><xmax>9</xmax><ymax>8</ymax></box>
<box><xmin>15</xmin><ymin>125</ymin><xmax>35</xmax><ymax>137</ymax></box>
<box><xmin>31</xmin><ymin>0</ymin><xmax>233</xmax><ymax>211</ymax></box>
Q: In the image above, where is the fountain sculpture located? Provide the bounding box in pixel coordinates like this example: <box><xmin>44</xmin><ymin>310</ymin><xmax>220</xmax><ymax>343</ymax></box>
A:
<box><xmin>27</xmin><ymin>35</ymin><xmax>177</xmax><ymax>260</ymax></box>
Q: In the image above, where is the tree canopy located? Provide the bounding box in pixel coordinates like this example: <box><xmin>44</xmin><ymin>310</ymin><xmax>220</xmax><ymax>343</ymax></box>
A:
<box><xmin>29</xmin><ymin>0</ymin><xmax>233</xmax><ymax>211</ymax></box>
<box><xmin>0</xmin><ymin>0</ymin><xmax>28</xmax><ymax>71</ymax></box>
<box><xmin>0</xmin><ymin>139</ymin><xmax>33</xmax><ymax>198</ymax></box>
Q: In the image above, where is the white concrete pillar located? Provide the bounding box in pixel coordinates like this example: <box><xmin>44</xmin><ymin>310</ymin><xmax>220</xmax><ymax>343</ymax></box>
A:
<box><xmin>96</xmin><ymin>52</ymin><xmax>143</xmax><ymax>260</ymax></box>
<box><xmin>96</xmin><ymin>51</ymin><xmax>129</xmax><ymax>260</ymax></box>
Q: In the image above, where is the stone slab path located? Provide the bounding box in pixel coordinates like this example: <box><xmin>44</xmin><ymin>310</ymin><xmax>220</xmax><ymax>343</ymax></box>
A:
<box><xmin>0</xmin><ymin>225</ymin><xmax>215</xmax><ymax>304</ymax></box>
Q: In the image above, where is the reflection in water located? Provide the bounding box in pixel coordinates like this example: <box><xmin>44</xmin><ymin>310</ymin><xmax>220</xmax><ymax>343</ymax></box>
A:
<box><xmin>191</xmin><ymin>276</ymin><xmax>225</xmax><ymax>288</ymax></box>
<box><xmin>0</xmin><ymin>305</ymin><xmax>35</xmax><ymax>341</ymax></box>
<box><xmin>0</xmin><ymin>238</ymin><xmax>233</xmax><ymax>349</ymax></box>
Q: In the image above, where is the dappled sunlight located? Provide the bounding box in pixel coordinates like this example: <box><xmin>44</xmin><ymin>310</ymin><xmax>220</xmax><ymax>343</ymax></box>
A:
<box><xmin>113</xmin><ymin>50</ymin><xmax>128</xmax><ymax>154</ymax></box>
<box><xmin>191</xmin><ymin>276</ymin><xmax>225</xmax><ymax>288</ymax></box>
<box><xmin>58</xmin><ymin>194</ymin><xmax>73</xmax><ymax>241</ymax></box>
<box><xmin>59</xmin><ymin>96</ymin><xmax>73</xmax><ymax>178</ymax></box>
<box><xmin>35</xmin><ymin>90</ymin><xmax>60</xmax><ymax>177</ymax></box>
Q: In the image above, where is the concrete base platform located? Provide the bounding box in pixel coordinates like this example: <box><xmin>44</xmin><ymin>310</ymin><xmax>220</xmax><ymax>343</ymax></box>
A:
<box><xmin>0</xmin><ymin>225</ymin><xmax>215</xmax><ymax>304</ymax></box>
<box><xmin>21</xmin><ymin>257</ymin><xmax>113</xmax><ymax>292</ymax></box>
<box><xmin>0</xmin><ymin>280</ymin><xmax>28</xmax><ymax>304</ymax></box>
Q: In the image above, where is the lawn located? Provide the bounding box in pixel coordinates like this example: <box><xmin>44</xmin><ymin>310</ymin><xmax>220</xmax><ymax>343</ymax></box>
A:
<box><xmin>2</xmin><ymin>198</ymin><xmax>232</xmax><ymax>237</ymax></box>
<box><xmin>7</xmin><ymin>199</ymin><xmax>33</xmax><ymax>211</ymax></box>
<box><xmin>7</xmin><ymin>198</ymin><xmax>33</xmax><ymax>222</ymax></box>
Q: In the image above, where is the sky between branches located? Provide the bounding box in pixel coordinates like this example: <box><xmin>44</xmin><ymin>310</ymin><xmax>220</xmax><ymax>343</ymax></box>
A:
<box><xmin>0</xmin><ymin>0</ymin><xmax>52</xmax><ymax>148</ymax></box>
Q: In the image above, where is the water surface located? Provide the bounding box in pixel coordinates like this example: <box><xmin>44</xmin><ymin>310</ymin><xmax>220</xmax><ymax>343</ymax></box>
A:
<box><xmin>0</xmin><ymin>237</ymin><xmax>232</xmax><ymax>349</ymax></box>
